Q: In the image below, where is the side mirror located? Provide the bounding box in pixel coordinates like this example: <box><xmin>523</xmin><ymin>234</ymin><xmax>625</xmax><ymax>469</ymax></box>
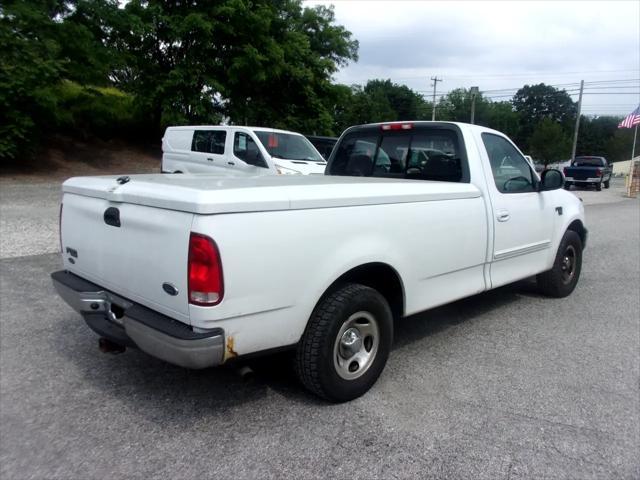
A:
<box><xmin>539</xmin><ymin>169</ymin><xmax>564</xmax><ymax>191</ymax></box>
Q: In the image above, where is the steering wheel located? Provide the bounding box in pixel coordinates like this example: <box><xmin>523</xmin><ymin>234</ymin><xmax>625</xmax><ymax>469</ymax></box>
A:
<box><xmin>503</xmin><ymin>176</ymin><xmax>531</xmax><ymax>192</ymax></box>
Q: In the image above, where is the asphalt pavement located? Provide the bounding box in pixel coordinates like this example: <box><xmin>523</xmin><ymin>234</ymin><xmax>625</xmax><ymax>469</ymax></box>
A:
<box><xmin>0</xmin><ymin>179</ymin><xmax>638</xmax><ymax>479</ymax></box>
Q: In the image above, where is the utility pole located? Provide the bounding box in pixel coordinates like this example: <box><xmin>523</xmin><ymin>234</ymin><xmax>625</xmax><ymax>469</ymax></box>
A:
<box><xmin>469</xmin><ymin>86</ymin><xmax>479</xmax><ymax>124</ymax></box>
<box><xmin>430</xmin><ymin>76</ymin><xmax>442</xmax><ymax>121</ymax></box>
<box><xmin>570</xmin><ymin>79</ymin><xmax>584</xmax><ymax>162</ymax></box>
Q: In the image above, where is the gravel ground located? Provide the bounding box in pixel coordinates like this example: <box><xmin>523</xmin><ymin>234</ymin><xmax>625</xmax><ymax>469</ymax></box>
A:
<box><xmin>0</xmin><ymin>178</ymin><xmax>638</xmax><ymax>479</ymax></box>
<box><xmin>0</xmin><ymin>183</ymin><xmax>61</xmax><ymax>258</ymax></box>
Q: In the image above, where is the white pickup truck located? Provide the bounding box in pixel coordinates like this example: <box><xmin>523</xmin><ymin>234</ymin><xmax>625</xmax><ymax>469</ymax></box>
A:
<box><xmin>52</xmin><ymin>122</ymin><xmax>587</xmax><ymax>402</ymax></box>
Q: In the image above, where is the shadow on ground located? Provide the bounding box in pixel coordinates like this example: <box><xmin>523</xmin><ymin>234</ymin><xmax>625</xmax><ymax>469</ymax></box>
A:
<box><xmin>52</xmin><ymin>277</ymin><xmax>541</xmax><ymax>420</ymax></box>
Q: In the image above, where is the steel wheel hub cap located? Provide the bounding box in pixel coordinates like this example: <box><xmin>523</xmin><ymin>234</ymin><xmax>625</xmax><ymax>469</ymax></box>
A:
<box><xmin>333</xmin><ymin>311</ymin><xmax>380</xmax><ymax>380</ymax></box>
<box><xmin>339</xmin><ymin>328</ymin><xmax>363</xmax><ymax>359</ymax></box>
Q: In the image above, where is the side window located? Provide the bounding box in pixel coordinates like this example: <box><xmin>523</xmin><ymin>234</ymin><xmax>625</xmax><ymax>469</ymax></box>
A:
<box><xmin>192</xmin><ymin>130</ymin><xmax>210</xmax><ymax>153</ymax></box>
<box><xmin>482</xmin><ymin>133</ymin><xmax>535</xmax><ymax>193</ymax></box>
<box><xmin>210</xmin><ymin>131</ymin><xmax>226</xmax><ymax>154</ymax></box>
<box><xmin>234</xmin><ymin>133</ymin><xmax>267</xmax><ymax>168</ymax></box>
<box><xmin>191</xmin><ymin>130</ymin><xmax>226</xmax><ymax>154</ymax></box>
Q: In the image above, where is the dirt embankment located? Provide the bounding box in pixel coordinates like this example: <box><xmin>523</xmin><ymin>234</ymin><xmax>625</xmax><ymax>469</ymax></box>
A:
<box><xmin>0</xmin><ymin>136</ymin><xmax>161</xmax><ymax>184</ymax></box>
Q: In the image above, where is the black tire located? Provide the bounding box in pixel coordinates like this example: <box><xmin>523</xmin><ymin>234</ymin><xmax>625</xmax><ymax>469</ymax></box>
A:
<box><xmin>595</xmin><ymin>181</ymin><xmax>602</xmax><ymax>191</ymax></box>
<box><xmin>295</xmin><ymin>283</ymin><xmax>393</xmax><ymax>402</ymax></box>
<box><xmin>537</xmin><ymin>230</ymin><xmax>582</xmax><ymax>298</ymax></box>
<box><xmin>564</xmin><ymin>182</ymin><xmax>571</xmax><ymax>190</ymax></box>
<box><xmin>604</xmin><ymin>179</ymin><xmax>610</xmax><ymax>189</ymax></box>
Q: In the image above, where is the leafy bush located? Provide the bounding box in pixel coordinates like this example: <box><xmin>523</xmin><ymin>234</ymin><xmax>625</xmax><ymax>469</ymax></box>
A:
<box><xmin>53</xmin><ymin>81</ymin><xmax>140</xmax><ymax>139</ymax></box>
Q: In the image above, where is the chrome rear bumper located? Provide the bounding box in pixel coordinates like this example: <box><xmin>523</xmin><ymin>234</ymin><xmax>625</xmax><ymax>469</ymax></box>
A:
<box><xmin>51</xmin><ymin>271</ymin><xmax>224</xmax><ymax>369</ymax></box>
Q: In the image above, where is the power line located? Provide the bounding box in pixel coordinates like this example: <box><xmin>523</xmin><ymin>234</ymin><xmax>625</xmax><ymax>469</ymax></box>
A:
<box><xmin>569</xmin><ymin>92</ymin><xmax>640</xmax><ymax>95</ymax></box>
<box><xmin>386</xmin><ymin>69</ymin><xmax>639</xmax><ymax>82</ymax></box>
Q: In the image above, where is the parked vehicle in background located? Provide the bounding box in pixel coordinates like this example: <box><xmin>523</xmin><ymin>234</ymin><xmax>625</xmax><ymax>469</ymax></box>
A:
<box><xmin>162</xmin><ymin>126</ymin><xmax>327</xmax><ymax>175</ymax></box>
<box><xmin>523</xmin><ymin>155</ymin><xmax>534</xmax><ymax>168</ymax></box>
<box><xmin>305</xmin><ymin>135</ymin><xmax>338</xmax><ymax>160</ymax></box>
<box><xmin>533</xmin><ymin>163</ymin><xmax>546</xmax><ymax>174</ymax></box>
<box><xmin>52</xmin><ymin>121</ymin><xmax>586</xmax><ymax>402</ymax></box>
<box><xmin>564</xmin><ymin>156</ymin><xmax>612</xmax><ymax>191</ymax></box>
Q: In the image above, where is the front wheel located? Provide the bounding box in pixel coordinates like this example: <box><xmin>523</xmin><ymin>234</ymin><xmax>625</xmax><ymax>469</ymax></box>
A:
<box><xmin>537</xmin><ymin>230</ymin><xmax>583</xmax><ymax>298</ymax></box>
<box><xmin>295</xmin><ymin>283</ymin><xmax>393</xmax><ymax>402</ymax></box>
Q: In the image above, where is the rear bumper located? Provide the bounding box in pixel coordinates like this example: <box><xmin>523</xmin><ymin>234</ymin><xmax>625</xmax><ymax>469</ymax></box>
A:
<box><xmin>565</xmin><ymin>177</ymin><xmax>602</xmax><ymax>183</ymax></box>
<box><xmin>51</xmin><ymin>271</ymin><xmax>224</xmax><ymax>369</ymax></box>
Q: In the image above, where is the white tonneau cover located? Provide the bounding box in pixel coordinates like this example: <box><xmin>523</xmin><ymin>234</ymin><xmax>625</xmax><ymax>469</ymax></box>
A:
<box><xmin>63</xmin><ymin>174</ymin><xmax>482</xmax><ymax>215</ymax></box>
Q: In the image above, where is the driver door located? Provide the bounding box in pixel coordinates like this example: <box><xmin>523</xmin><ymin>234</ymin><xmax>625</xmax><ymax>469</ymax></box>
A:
<box><xmin>232</xmin><ymin>131</ymin><xmax>271</xmax><ymax>174</ymax></box>
<box><xmin>480</xmin><ymin>133</ymin><xmax>556</xmax><ymax>288</ymax></box>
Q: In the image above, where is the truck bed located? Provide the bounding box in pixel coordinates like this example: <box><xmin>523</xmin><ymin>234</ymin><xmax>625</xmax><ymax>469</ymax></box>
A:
<box><xmin>62</xmin><ymin>174</ymin><xmax>481</xmax><ymax>214</ymax></box>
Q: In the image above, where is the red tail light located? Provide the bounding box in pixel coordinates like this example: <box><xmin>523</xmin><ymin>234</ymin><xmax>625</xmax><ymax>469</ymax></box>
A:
<box><xmin>188</xmin><ymin>233</ymin><xmax>223</xmax><ymax>306</ymax></box>
<box><xmin>563</xmin><ymin>168</ymin><xmax>568</xmax><ymax>175</ymax></box>
<box><xmin>595</xmin><ymin>169</ymin><xmax>602</xmax><ymax>177</ymax></box>
<box><xmin>381</xmin><ymin>123</ymin><xmax>413</xmax><ymax>131</ymax></box>
<box><xmin>59</xmin><ymin>203</ymin><xmax>63</xmax><ymax>253</ymax></box>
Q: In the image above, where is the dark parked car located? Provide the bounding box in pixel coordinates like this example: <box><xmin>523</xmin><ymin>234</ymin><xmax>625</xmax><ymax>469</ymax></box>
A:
<box><xmin>306</xmin><ymin>135</ymin><xmax>338</xmax><ymax>160</ymax></box>
<box><xmin>564</xmin><ymin>156</ymin><xmax>612</xmax><ymax>191</ymax></box>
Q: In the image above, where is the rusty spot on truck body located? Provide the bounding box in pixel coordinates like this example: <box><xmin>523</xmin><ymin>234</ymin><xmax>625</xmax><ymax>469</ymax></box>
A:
<box><xmin>224</xmin><ymin>336</ymin><xmax>238</xmax><ymax>361</ymax></box>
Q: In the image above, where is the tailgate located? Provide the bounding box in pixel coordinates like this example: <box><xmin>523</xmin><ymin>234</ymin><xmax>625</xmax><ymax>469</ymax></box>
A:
<box><xmin>565</xmin><ymin>167</ymin><xmax>593</xmax><ymax>180</ymax></box>
<box><xmin>61</xmin><ymin>192</ymin><xmax>193</xmax><ymax>324</ymax></box>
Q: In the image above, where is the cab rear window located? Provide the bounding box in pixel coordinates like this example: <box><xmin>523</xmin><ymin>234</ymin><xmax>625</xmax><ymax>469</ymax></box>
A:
<box><xmin>329</xmin><ymin>127</ymin><xmax>468</xmax><ymax>183</ymax></box>
<box><xmin>573</xmin><ymin>157</ymin><xmax>605</xmax><ymax>167</ymax></box>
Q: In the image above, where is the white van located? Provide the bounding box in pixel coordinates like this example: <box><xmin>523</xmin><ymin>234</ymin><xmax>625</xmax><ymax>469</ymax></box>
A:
<box><xmin>161</xmin><ymin>126</ymin><xmax>327</xmax><ymax>175</ymax></box>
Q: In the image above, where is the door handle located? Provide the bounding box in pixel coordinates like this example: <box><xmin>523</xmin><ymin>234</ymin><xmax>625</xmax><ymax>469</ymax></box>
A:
<box><xmin>227</xmin><ymin>161</ymin><xmax>235</xmax><ymax>166</ymax></box>
<box><xmin>497</xmin><ymin>210</ymin><xmax>510</xmax><ymax>222</ymax></box>
<box><xmin>207</xmin><ymin>157</ymin><xmax>214</xmax><ymax>162</ymax></box>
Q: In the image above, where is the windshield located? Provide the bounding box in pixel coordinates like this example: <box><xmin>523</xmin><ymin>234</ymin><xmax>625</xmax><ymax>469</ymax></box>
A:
<box><xmin>573</xmin><ymin>157</ymin><xmax>605</xmax><ymax>167</ymax></box>
<box><xmin>254</xmin><ymin>131</ymin><xmax>324</xmax><ymax>162</ymax></box>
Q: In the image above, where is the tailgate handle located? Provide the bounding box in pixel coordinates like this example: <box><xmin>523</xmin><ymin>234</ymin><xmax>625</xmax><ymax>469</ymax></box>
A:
<box><xmin>104</xmin><ymin>207</ymin><xmax>121</xmax><ymax>227</ymax></box>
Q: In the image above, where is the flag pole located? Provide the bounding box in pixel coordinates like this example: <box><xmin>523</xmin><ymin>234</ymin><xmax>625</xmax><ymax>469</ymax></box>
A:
<box><xmin>628</xmin><ymin>124</ymin><xmax>638</xmax><ymax>197</ymax></box>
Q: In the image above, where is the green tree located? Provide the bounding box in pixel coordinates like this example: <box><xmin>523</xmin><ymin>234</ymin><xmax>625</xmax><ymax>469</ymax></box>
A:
<box><xmin>437</xmin><ymin>88</ymin><xmax>490</xmax><ymax>124</ymax></box>
<box><xmin>604</xmin><ymin>127</ymin><xmax>637</xmax><ymax>162</ymax></box>
<box><xmin>576</xmin><ymin>115</ymin><xmax>619</xmax><ymax>156</ymax></box>
<box><xmin>334</xmin><ymin>79</ymin><xmax>429</xmax><ymax>132</ymax></box>
<box><xmin>529</xmin><ymin>118</ymin><xmax>572</xmax><ymax>165</ymax></box>
<box><xmin>0</xmin><ymin>1</ymin><xmax>63</xmax><ymax>159</ymax></box>
<box><xmin>512</xmin><ymin>83</ymin><xmax>576</xmax><ymax>149</ymax></box>
<box><xmin>485</xmin><ymin>101</ymin><xmax>521</xmax><ymax>143</ymax></box>
<box><xmin>103</xmin><ymin>0</ymin><xmax>357</xmax><ymax>134</ymax></box>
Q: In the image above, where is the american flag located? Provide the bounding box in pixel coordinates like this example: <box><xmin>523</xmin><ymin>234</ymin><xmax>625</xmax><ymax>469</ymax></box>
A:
<box><xmin>618</xmin><ymin>105</ymin><xmax>640</xmax><ymax>128</ymax></box>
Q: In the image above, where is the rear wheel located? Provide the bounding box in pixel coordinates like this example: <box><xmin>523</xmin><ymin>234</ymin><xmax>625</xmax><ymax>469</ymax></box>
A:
<box><xmin>295</xmin><ymin>283</ymin><xmax>393</xmax><ymax>402</ymax></box>
<box><xmin>564</xmin><ymin>182</ymin><xmax>571</xmax><ymax>190</ymax></box>
<box><xmin>537</xmin><ymin>230</ymin><xmax>582</xmax><ymax>298</ymax></box>
<box><xmin>595</xmin><ymin>181</ymin><xmax>602</xmax><ymax>191</ymax></box>
<box><xmin>604</xmin><ymin>179</ymin><xmax>610</xmax><ymax>189</ymax></box>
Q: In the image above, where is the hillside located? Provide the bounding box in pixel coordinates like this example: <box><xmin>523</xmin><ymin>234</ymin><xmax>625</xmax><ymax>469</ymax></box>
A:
<box><xmin>0</xmin><ymin>136</ymin><xmax>160</xmax><ymax>184</ymax></box>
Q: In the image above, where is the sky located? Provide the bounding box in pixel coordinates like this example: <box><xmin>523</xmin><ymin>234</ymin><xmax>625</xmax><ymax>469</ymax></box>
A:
<box><xmin>305</xmin><ymin>0</ymin><xmax>640</xmax><ymax>116</ymax></box>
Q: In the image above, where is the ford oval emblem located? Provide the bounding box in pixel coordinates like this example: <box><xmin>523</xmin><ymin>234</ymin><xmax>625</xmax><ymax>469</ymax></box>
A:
<box><xmin>162</xmin><ymin>283</ymin><xmax>179</xmax><ymax>296</ymax></box>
